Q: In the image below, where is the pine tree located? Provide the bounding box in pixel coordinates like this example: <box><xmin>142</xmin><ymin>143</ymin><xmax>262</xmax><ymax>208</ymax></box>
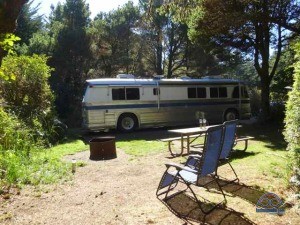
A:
<box><xmin>50</xmin><ymin>0</ymin><xmax>92</xmax><ymax>126</ymax></box>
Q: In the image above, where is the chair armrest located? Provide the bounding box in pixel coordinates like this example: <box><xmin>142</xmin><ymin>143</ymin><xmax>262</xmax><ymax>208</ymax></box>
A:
<box><xmin>165</xmin><ymin>162</ymin><xmax>197</xmax><ymax>173</ymax></box>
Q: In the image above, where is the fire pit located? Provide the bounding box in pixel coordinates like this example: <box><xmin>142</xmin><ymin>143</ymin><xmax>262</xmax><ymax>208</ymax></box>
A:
<box><xmin>89</xmin><ymin>136</ymin><xmax>117</xmax><ymax>160</ymax></box>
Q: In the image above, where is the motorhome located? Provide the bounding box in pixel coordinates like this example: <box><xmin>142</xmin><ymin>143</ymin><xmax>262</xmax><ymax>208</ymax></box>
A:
<box><xmin>82</xmin><ymin>76</ymin><xmax>251</xmax><ymax>132</ymax></box>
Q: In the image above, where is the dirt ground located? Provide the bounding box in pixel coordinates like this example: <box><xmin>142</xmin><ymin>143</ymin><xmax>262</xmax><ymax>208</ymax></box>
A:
<box><xmin>1</xmin><ymin>144</ymin><xmax>300</xmax><ymax>225</ymax></box>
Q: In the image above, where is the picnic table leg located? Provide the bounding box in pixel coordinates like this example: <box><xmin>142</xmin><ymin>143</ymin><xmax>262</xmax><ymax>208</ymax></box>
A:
<box><xmin>233</xmin><ymin>139</ymin><xmax>250</xmax><ymax>152</ymax></box>
<box><xmin>180</xmin><ymin>134</ymin><xmax>184</xmax><ymax>155</ymax></box>
<box><xmin>242</xmin><ymin>140</ymin><xmax>249</xmax><ymax>152</ymax></box>
<box><xmin>187</xmin><ymin>135</ymin><xmax>190</xmax><ymax>154</ymax></box>
<box><xmin>167</xmin><ymin>137</ymin><xmax>184</xmax><ymax>157</ymax></box>
<box><xmin>167</xmin><ymin>141</ymin><xmax>173</xmax><ymax>155</ymax></box>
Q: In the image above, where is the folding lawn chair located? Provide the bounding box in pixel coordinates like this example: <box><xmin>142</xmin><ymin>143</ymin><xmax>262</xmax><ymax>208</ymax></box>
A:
<box><xmin>156</xmin><ymin>125</ymin><xmax>226</xmax><ymax>214</ymax></box>
<box><xmin>186</xmin><ymin>120</ymin><xmax>239</xmax><ymax>184</ymax></box>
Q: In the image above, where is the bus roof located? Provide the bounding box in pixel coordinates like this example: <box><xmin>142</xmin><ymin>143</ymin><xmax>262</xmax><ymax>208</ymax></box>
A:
<box><xmin>86</xmin><ymin>78</ymin><xmax>244</xmax><ymax>86</ymax></box>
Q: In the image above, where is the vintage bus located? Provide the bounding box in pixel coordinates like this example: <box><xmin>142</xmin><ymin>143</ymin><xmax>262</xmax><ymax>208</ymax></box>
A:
<box><xmin>82</xmin><ymin>76</ymin><xmax>251</xmax><ymax>132</ymax></box>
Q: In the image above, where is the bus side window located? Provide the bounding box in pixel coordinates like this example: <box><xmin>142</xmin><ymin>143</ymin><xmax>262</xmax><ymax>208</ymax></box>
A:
<box><xmin>112</xmin><ymin>88</ymin><xmax>126</xmax><ymax>100</ymax></box>
<box><xmin>232</xmin><ymin>86</ymin><xmax>239</xmax><ymax>98</ymax></box>
<box><xmin>219</xmin><ymin>87</ymin><xmax>227</xmax><ymax>98</ymax></box>
<box><xmin>126</xmin><ymin>88</ymin><xmax>140</xmax><ymax>100</ymax></box>
<box><xmin>210</xmin><ymin>87</ymin><xmax>218</xmax><ymax>98</ymax></box>
<box><xmin>197</xmin><ymin>87</ymin><xmax>206</xmax><ymax>98</ymax></box>
<box><xmin>188</xmin><ymin>88</ymin><xmax>197</xmax><ymax>98</ymax></box>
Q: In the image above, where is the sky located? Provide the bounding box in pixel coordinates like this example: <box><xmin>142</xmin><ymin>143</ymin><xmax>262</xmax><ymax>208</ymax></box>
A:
<box><xmin>33</xmin><ymin>0</ymin><xmax>139</xmax><ymax>19</ymax></box>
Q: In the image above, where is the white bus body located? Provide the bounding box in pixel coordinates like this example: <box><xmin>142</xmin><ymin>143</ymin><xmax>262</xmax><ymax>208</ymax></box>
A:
<box><xmin>82</xmin><ymin>78</ymin><xmax>251</xmax><ymax>132</ymax></box>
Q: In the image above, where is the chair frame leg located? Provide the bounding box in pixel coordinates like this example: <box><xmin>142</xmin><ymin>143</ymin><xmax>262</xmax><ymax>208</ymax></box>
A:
<box><xmin>178</xmin><ymin>173</ymin><xmax>227</xmax><ymax>214</ymax></box>
<box><xmin>219</xmin><ymin>161</ymin><xmax>239</xmax><ymax>187</ymax></box>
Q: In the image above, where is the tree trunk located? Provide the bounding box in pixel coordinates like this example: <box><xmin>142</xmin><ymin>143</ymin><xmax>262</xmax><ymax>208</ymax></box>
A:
<box><xmin>260</xmin><ymin>76</ymin><xmax>271</xmax><ymax>122</ymax></box>
<box><xmin>167</xmin><ymin>27</ymin><xmax>174</xmax><ymax>78</ymax></box>
<box><xmin>156</xmin><ymin>29</ymin><xmax>163</xmax><ymax>75</ymax></box>
<box><xmin>167</xmin><ymin>52</ymin><xmax>173</xmax><ymax>78</ymax></box>
<box><xmin>0</xmin><ymin>0</ymin><xmax>28</xmax><ymax>63</ymax></box>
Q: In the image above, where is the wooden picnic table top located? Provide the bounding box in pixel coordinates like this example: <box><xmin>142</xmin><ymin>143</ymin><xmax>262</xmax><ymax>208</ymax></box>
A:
<box><xmin>168</xmin><ymin>124</ymin><xmax>242</xmax><ymax>135</ymax></box>
<box><xmin>168</xmin><ymin>125</ymin><xmax>217</xmax><ymax>135</ymax></box>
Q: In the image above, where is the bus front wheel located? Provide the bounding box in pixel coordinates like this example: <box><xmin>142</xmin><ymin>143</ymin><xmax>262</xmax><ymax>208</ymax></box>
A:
<box><xmin>117</xmin><ymin>114</ymin><xmax>138</xmax><ymax>132</ymax></box>
<box><xmin>224</xmin><ymin>110</ymin><xmax>238</xmax><ymax>121</ymax></box>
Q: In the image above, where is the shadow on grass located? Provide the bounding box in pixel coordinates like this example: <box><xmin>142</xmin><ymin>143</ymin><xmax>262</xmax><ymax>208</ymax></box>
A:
<box><xmin>160</xmin><ymin>191</ymin><xmax>257</xmax><ymax>225</ymax></box>
<box><xmin>218</xmin><ymin>180</ymin><xmax>267</xmax><ymax>206</ymax></box>
<box><xmin>237</xmin><ymin>123</ymin><xmax>287</xmax><ymax>151</ymax></box>
<box><xmin>230</xmin><ymin>150</ymin><xmax>258</xmax><ymax>160</ymax></box>
<box><xmin>200</xmin><ymin>177</ymin><xmax>287</xmax><ymax>210</ymax></box>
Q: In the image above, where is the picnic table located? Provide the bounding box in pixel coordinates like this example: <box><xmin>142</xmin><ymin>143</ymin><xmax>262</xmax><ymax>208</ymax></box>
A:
<box><xmin>162</xmin><ymin>124</ymin><xmax>254</xmax><ymax>156</ymax></box>
<box><xmin>164</xmin><ymin>125</ymin><xmax>216</xmax><ymax>156</ymax></box>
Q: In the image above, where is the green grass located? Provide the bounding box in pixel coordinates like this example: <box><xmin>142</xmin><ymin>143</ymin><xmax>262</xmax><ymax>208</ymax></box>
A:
<box><xmin>46</xmin><ymin>140</ymin><xmax>87</xmax><ymax>159</ymax></box>
<box><xmin>28</xmin><ymin>140</ymin><xmax>87</xmax><ymax>184</ymax></box>
<box><xmin>0</xmin><ymin>140</ymin><xmax>87</xmax><ymax>189</ymax></box>
<box><xmin>117</xmin><ymin>140</ymin><xmax>166</xmax><ymax>156</ymax></box>
<box><xmin>227</xmin><ymin>125</ymin><xmax>289</xmax><ymax>191</ymax></box>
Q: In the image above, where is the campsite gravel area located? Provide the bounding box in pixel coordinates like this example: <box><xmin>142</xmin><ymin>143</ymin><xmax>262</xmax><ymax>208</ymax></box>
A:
<box><xmin>1</xmin><ymin>141</ymin><xmax>300</xmax><ymax>225</ymax></box>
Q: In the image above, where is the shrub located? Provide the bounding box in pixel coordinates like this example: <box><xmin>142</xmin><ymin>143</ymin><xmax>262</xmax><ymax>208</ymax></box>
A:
<box><xmin>0</xmin><ymin>108</ymin><xmax>71</xmax><ymax>189</ymax></box>
<box><xmin>0</xmin><ymin>54</ymin><xmax>54</xmax><ymax>123</ymax></box>
<box><xmin>249</xmin><ymin>87</ymin><xmax>261</xmax><ymax>117</ymax></box>
<box><xmin>0</xmin><ymin>108</ymin><xmax>36</xmax><ymax>187</ymax></box>
<box><xmin>284</xmin><ymin>41</ymin><xmax>300</xmax><ymax>192</ymax></box>
<box><xmin>0</xmin><ymin>54</ymin><xmax>66</xmax><ymax>144</ymax></box>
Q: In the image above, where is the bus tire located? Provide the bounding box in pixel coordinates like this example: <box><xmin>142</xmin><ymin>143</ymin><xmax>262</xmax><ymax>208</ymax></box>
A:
<box><xmin>117</xmin><ymin>114</ymin><xmax>138</xmax><ymax>132</ymax></box>
<box><xmin>224</xmin><ymin>109</ymin><xmax>238</xmax><ymax>121</ymax></box>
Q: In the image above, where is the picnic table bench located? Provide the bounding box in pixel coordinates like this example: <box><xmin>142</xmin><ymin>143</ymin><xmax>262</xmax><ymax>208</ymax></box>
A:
<box><xmin>160</xmin><ymin>134</ymin><xmax>205</xmax><ymax>156</ymax></box>
<box><xmin>161</xmin><ymin>126</ymin><xmax>214</xmax><ymax>156</ymax></box>
<box><xmin>234</xmin><ymin>136</ymin><xmax>254</xmax><ymax>152</ymax></box>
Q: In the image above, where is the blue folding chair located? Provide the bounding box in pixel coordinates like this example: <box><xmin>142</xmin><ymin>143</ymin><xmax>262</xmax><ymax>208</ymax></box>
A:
<box><xmin>187</xmin><ymin>120</ymin><xmax>239</xmax><ymax>184</ymax></box>
<box><xmin>156</xmin><ymin>125</ymin><xmax>226</xmax><ymax>214</ymax></box>
<box><xmin>219</xmin><ymin>120</ymin><xmax>239</xmax><ymax>183</ymax></box>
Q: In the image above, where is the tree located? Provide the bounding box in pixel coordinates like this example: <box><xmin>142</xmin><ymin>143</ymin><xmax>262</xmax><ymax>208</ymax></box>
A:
<box><xmin>162</xmin><ymin>0</ymin><xmax>300</xmax><ymax>122</ymax></box>
<box><xmin>164</xmin><ymin>17</ymin><xmax>188</xmax><ymax>77</ymax></box>
<box><xmin>15</xmin><ymin>0</ymin><xmax>43</xmax><ymax>45</ymax></box>
<box><xmin>0</xmin><ymin>0</ymin><xmax>28</xmax><ymax>62</ymax></box>
<box><xmin>270</xmin><ymin>45</ymin><xmax>295</xmax><ymax>103</ymax></box>
<box><xmin>50</xmin><ymin>0</ymin><xmax>92</xmax><ymax>126</ymax></box>
<box><xmin>140</xmin><ymin>0</ymin><xmax>167</xmax><ymax>75</ymax></box>
<box><xmin>90</xmin><ymin>2</ymin><xmax>140</xmax><ymax>77</ymax></box>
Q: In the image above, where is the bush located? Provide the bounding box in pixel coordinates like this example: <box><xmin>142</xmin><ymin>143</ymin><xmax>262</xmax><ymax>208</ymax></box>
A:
<box><xmin>284</xmin><ymin>41</ymin><xmax>300</xmax><ymax>192</ymax></box>
<box><xmin>0</xmin><ymin>108</ymin><xmax>71</xmax><ymax>190</ymax></box>
<box><xmin>270</xmin><ymin>102</ymin><xmax>285</xmax><ymax>124</ymax></box>
<box><xmin>0</xmin><ymin>54</ymin><xmax>66</xmax><ymax>145</ymax></box>
<box><xmin>0</xmin><ymin>108</ymin><xmax>36</xmax><ymax>187</ymax></box>
<box><xmin>0</xmin><ymin>54</ymin><xmax>54</xmax><ymax>125</ymax></box>
<box><xmin>249</xmin><ymin>87</ymin><xmax>261</xmax><ymax>117</ymax></box>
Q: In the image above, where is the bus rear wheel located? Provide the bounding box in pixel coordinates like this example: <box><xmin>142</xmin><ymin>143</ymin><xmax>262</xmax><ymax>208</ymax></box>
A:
<box><xmin>224</xmin><ymin>110</ymin><xmax>238</xmax><ymax>121</ymax></box>
<box><xmin>117</xmin><ymin>114</ymin><xmax>138</xmax><ymax>132</ymax></box>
